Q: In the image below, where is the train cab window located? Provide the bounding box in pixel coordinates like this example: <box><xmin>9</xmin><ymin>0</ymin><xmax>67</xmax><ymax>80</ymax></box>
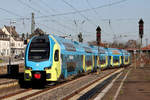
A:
<box><xmin>54</xmin><ymin>50</ymin><xmax>59</xmax><ymax>61</ymax></box>
<box><xmin>28</xmin><ymin>35</ymin><xmax>50</xmax><ymax>62</ymax></box>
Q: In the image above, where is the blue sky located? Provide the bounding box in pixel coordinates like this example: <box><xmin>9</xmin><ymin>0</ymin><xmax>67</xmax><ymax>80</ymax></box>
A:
<box><xmin>0</xmin><ymin>0</ymin><xmax>150</xmax><ymax>45</ymax></box>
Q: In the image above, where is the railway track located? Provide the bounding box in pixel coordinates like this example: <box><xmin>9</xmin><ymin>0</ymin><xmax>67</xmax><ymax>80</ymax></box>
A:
<box><xmin>0</xmin><ymin>68</ymin><xmax>126</xmax><ymax>100</ymax></box>
<box><xmin>62</xmin><ymin>68</ymin><xmax>124</xmax><ymax>100</ymax></box>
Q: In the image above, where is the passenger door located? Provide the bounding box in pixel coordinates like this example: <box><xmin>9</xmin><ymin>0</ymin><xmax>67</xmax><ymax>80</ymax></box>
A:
<box><xmin>53</xmin><ymin>45</ymin><xmax>61</xmax><ymax>79</ymax></box>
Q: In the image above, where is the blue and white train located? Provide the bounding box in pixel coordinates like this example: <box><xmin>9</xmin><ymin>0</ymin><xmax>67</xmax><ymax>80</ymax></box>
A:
<box><xmin>24</xmin><ymin>34</ymin><xmax>131</xmax><ymax>82</ymax></box>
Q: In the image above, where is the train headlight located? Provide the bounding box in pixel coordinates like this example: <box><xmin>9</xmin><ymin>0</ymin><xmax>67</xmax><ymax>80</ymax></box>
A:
<box><xmin>46</xmin><ymin>73</ymin><xmax>51</xmax><ymax>79</ymax></box>
<box><xmin>25</xmin><ymin>73</ymin><xmax>30</xmax><ymax>79</ymax></box>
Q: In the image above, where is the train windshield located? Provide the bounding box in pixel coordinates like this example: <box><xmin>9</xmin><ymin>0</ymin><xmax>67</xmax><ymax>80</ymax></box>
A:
<box><xmin>28</xmin><ymin>35</ymin><xmax>50</xmax><ymax>62</ymax></box>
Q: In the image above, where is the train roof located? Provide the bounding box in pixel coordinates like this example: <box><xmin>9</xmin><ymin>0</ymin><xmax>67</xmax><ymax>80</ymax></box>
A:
<box><xmin>50</xmin><ymin>34</ymin><xmax>112</xmax><ymax>55</ymax></box>
<box><xmin>107</xmin><ymin>48</ymin><xmax>122</xmax><ymax>55</ymax></box>
<box><xmin>100</xmin><ymin>47</ymin><xmax>108</xmax><ymax>54</ymax></box>
<box><xmin>29</xmin><ymin>34</ymin><xmax>128</xmax><ymax>56</ymax></box>
<box><xmin>120</xmin><ymin>49</ymin><xmax>130</xmax><ymax>56</ymax></box>
<box><xmin>51</xmin><ymin>34</ymin><xmax>97</xmax><ymax>55</ymax></box>
<box><xmin>93</xmin><ymin>46</ymin><xmax>108</xmax><ymax>55</ymax></box>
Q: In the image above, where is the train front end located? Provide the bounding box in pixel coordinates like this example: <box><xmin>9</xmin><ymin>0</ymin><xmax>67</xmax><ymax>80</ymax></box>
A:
<box><xmin>24</xmin><ymin>34</ymin><xmax>61</xmax><ymax>82</ymax></box>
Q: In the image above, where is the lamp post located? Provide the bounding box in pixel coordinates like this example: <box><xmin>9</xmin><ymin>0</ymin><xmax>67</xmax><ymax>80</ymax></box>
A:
<box><xmin>9</xmin><ymin>20</ymin><xmax>16</xmax><ymax>65</ymax></box>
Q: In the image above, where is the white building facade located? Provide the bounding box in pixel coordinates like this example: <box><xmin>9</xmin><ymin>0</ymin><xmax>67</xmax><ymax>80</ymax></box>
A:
<box><xmin>0</xmin><ymin>26</ymin><xmax>25</xmax><ymax>58</ymax></box>
<box><xmin>0</xmin><ymin>39</ymin><xmax>10</xmax><ymax>56</ymax></box>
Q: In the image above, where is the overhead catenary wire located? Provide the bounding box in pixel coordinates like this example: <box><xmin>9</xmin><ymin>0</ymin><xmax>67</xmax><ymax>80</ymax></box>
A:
<box><xmin>1</xmin><ymin>0</ymin><xmax>144</xmax><ymax>40</ymax></box>
<box><xmin>85</xmin><ymin>0</ymin><xmax>103</xmax><ymax>32</ymax></box>
<box><xmin>107</xmin><ymin>0</ymin><xmax>116</xmax><ymax>36</ymax></box>
<box><xmin>18</xmin><ymin>0</ymin><xmax>76</xmax><ymax>33</ymax></box>
<box><xmin>36</xmin><ymin>23</ymin><xmax>75</xmax><ymax>39</ymax></box>
<box><xmin>29</xmin><ymin>0</ymin><xmax>50</xmax><ymax>14</ymax></box>
<box><xmin>39</xmin><ymin>0</ymin><xmax>76</xmax><ymax>28</ymax></box>
<box><xmin>35</xmin><ymin>0</ymin><xmax>128</xmax><ymax>18</ymax></box>
<box><xmin>34</xmin><ymin>0</ymin><xmax>76</xmax><ymax>32</ymax></box>
<box><xmin>36</xmin><ymin>0</ymin><xmax>76</xmax><ymax>32</ymax></box>
<box><xmin>0</xmin><ymin>5</ymin><xmax>29</xmax><ymax>35</ymax></box>
<box><xmin>41</xmin><ymin>19</ymin><xmax>75</xmax><ymax>32</ymax></box>
<box><xmin>40</xmin><ymin>0</ymin><xmax>81</xmax><ymax>37</ymax></box>
<box><xmin>36</xmin><ymin>23</ymin><xmax>66</xmax><ymax>34</ymax></box>
<box><xmin>0</xmin><ymin>0</ymin><xmax>128</xmax><ymax>21</ymax></box>
<box><xmin>1</xmin><ymin>0</ymin><xmax>149</xmax><ymax>44</ymax></box>
<box><xmin>28</xmin><ymin>0</ymin><xmax>74</xmax><ymax>34</ymax></box>
<box><xmin>0</xmin><ymin>0</ymin><xmax>129</xmax><ymax>21</ymax></box>
<box><xmin>62</xmin><ymin>0</ymin><xmax>97</xmax><ymax>27</ymax></box>
<box><xmin>17</xmin><ymin>0</ymin><xmax>43</xmax><ymax>15</ymax></box>
<box><xmin>0</xmin><ymin>7</ymin><xmax>22</xmax><ymax>17</ymax></box>
<box><xmin>40</xmin><ymin>0</ymin><xmax>57</xmax><ymax>12</ymax></box>
<box><xmin>14</xmin><ymin>0</ymin><xmax>127</xmax><ymax>35</ymax></box>
<box><xmin>86</xmin><ymin>0</ymin><xmax>101</xmax><ymax>19</ymax></box>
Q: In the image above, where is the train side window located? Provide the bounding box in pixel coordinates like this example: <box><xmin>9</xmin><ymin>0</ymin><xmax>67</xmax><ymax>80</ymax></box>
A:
<box><xmin>109</xmin><ymin>56</ymin><xmax>111</xmax><ymax>60</ymax></box>
<box><xmin>121</xmin><ymin>56</ymin><xmax>123</xmax><ymax>60</ymax></box>
<box><xmin>54</xmin><ymin>50</ymin><xmax>59</xmax><ymax>61</ymax></box>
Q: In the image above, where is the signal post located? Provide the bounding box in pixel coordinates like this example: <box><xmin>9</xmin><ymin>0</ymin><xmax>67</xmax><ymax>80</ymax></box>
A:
<box><xmin>96</xmin><ymin>26</ymin><xmax>101</xmax><ymax>74</ymax></box>
<box><xmin>138</xmin><ymin>19</ymin><xmax>144</xmax><ymax>65</ymax></box>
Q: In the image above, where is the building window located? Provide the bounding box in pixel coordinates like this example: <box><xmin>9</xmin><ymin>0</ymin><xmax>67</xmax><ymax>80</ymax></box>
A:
<box><xmin>7</xmin><ymin>49</ymin><xmax>9</xmax><ymax>55</ymax></box>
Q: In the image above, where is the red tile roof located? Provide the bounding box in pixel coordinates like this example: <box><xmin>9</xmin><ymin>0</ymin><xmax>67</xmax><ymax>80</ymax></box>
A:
<box><xmin>125</xmin><ymin>48</ymin><xmax>139</xmax><ymax>50</ymax></box>
<box><xmin>142</xmin><ymin>45</ymin><xmax>150</xmax><ymax>50</ymax></box>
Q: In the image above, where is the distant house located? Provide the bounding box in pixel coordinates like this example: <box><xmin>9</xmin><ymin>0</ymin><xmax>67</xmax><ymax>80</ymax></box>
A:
<box><xmin>2</xmin><ymin>25</ymin><xmax>19</xmax><ymax>38</ymax></box>
<box><xmin>126</xmin><ymin>40</ymin><xmax>139</xmax><ymax>48</ymax></box>
<box><xmin>88</xmin><ymin>41</ymin><xmax>108</xmax><ymax>48</ymax></box>
<box><xmin>0</xmin><ymin>29</ymin><xmax>9</xmax><ymax>56</ymax></box>
<box><xmin>0</xmin><ymin>25</ymin><xmax>24</xmax><ymax>57</ymax></box>
<box><xmin>142</xmin><ymin>44</ymin><xmax>150</xmax><ymax>51</ymax></box>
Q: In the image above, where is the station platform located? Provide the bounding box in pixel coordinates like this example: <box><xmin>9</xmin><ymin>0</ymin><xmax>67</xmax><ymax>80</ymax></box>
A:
<box><xmin>0</xmin><ymin>78</ymin><xmax>18</xmax><ymax>89</ymax></box>
<box><xmin>0</xmin><ymin>73</ymin><xmax>23</xmax><ymax>90</ymax></box>
<box><xmin>101</xmin><ymin>64</ymin><xmax>150</xmax><ymax>100</ymax></box>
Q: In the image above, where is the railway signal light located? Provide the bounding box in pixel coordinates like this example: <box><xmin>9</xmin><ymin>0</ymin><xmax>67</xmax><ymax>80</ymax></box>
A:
<box><xmin>138</xmin><ymin>18</ymin><xmax>144</xmax><ymax>61</ymax></box>
<box><xmin>96</xmin><ymin>26</ymin><xmax>101</xmax><ymax>45</ymax></box>
<box><xmin>139</xmin><ymin>19</ymin><xmax>144</xmax><ymax>39</ymax></box>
